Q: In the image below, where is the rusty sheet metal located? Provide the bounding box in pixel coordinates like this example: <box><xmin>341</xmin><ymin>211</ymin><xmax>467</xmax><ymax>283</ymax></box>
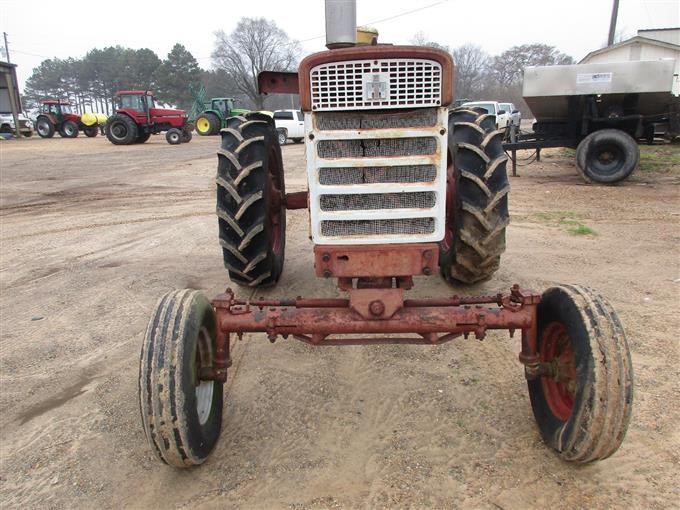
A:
<box><xmin>258</xmin><ymin>71</ymin><xmax>300</xmax><ymax>95</ymax></box>
<box><xmin>284</xmin><ymin>191</ymin><xmax>308</xmax><ymax>210</ymax></box>
<box><xmin>313</xmin><ymin>243</ymin><xmax>438</xmax><ymax>278</ymax></box>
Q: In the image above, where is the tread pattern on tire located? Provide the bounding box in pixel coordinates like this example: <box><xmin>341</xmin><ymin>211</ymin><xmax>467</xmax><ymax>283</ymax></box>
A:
<box><xmin>139</xmin><ymin>289</ymin><xmax>222</xmax><ymax>467</ymax></box>
<box><xmin>442</xmin><ymin>107</ymin><xmax>510</xmax><ymax>284</ymax></box>
<box><xmin>533</xmin><ymin>284</ymin><xmax>633</xmax><ymax>463</ymax></box>
<box><xmin>106</xmin><ymin>114</ymin><xmax>137</xmax><ymax>145</ymax></box>
<box><xmin>216</xmin><ymin>115</ymin><xmax>285</xmax><ymax>287</ymax></box>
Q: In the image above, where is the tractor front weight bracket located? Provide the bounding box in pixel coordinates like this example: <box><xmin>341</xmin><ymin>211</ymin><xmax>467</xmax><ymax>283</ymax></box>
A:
<box><xmin>206</xmin><ymin>284</ymin><xmax>542</xmax><ymax>383</ymax></box>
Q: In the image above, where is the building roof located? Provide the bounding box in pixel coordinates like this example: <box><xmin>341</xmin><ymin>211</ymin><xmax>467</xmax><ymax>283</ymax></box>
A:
<box><xmin>579</xmin><ymin>35</ymin><xmax>680</xmax><ymax>63</ymax></box>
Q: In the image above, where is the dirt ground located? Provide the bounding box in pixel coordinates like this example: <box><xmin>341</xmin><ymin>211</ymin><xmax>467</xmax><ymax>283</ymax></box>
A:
<box><xmin>1</xmin><ymin>133</ymin><xmax>678</xmax><ymax>509</ymax></box>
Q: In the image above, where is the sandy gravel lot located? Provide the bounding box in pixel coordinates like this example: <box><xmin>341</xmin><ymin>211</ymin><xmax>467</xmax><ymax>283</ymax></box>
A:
<box><xmin>1</xmin><ymin>134</ymin><xmax>678</xmax><ymax>509</ymax></box>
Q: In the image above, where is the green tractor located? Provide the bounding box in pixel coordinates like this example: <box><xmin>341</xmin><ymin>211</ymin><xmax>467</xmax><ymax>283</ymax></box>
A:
<box><xmin>194</xmin><ymin>98</ymin><xmax>249</xmax><ymax>136</ymax></box>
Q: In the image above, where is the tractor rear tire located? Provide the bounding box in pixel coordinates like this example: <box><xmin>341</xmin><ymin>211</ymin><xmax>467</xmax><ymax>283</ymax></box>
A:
<box><xmin>528</xmin><ymin>285</ymin><xmax>633</xmax><ymax>462</ymax></box>
<box><xmin>139</xmin><ymin>289</ymin><xmax>224</xmax><ymax>467</ymax></box>
<box><xmin>83</xmin><ymin>125</ymin><xmax>98</xmax><ymax>137</ymax></box>
<box><xmin>166</xmin><ymin>128</ymin><xmax>182</xmax><ymax>145</ymax></box>
<box><xmin>216</xmin><ymin>114</ymin><xmax>286</xmax><ymax>288</ymax></box>
<box><xmin>196</xmin><ymin>113</ymin><xmax>219</xmax><ymax>136</ymax></box>
<box><xmin>36</xmin><ymin>118</ymin><xmax>55</xmax><ymax>138</ymax></box>
<box><xmin>106</xmin><ymin>114</ymin><xmax>138</xmax><ymax>145</ymax></box>
<box><xmin>439</xmin><ymin>107</ymin><xmax>510</xmax><ymax>285</ymax></box>
<box><xmin>575</xmin><ymin>129</ymin><xmax>639</xmax><ymax>184</ymax></box>
<box><xmin>59</xmin><ymin>120</ymin><xmax>79</xmax><ymax>138</ymax></box>
<box><xmin>135</xmin><ymin>132</ymin><xmax>151</xmax><ymax>144</ymax></box>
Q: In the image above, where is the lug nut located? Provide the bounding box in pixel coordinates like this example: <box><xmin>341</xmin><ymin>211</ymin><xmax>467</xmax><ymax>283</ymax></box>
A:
<box><xmin>322</xmin><ymin>252</ymin><xmax>331</xmax><ymax>262</ymax></box>
<box><xmin>423</xmin><ymin>267</ymin><xmax>432</xmax><ymax>276</ymax></box>
<box><xmin>323</xmin><ymin>270</ymin><xmax>332</xmax><ymax>278</ymax></box>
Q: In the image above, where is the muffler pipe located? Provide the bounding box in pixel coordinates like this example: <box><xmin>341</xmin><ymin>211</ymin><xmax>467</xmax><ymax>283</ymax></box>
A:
<box><xmin>325</xmin><ymin>0</ymin><xmax>356</xmax><ymax>49</ymax></box>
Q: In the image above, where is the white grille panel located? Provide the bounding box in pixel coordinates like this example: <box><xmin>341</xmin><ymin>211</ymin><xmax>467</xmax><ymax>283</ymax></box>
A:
<box><xmin>305</xmin><ymin>108</ymin><xmax>449</xmax><ymax>245</ymax></box>
<box><xmin>310</xmin><ymin>59</ymin><xmax>442</xmax><ymax>111</ymax></box>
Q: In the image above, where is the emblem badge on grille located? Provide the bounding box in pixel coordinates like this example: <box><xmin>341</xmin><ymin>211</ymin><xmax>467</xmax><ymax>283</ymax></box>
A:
<box><xmin>363</xmin><ymin>72</ymin><xmax>390</xmax><ymax>101</ymax></box>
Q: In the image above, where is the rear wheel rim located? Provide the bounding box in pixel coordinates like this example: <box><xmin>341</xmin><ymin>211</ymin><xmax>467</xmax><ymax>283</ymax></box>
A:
<box><xmin>590</xmin><ymin>143</ymin><xmax>624</xmax><ymax>176</ymax></box>
<box><xmin>196</xmin><ymin>117</ymin><xmax>210</xmax><ymax>133</ymax></box>
<box><xmin>267</xmin><ymin>145</ymin><xmax>283</xmax><ymax>255</ymax></box>
<box><xmin>540</xmin><ymin>322</ymin><xmax>576</xmax><ymax>422</ymax></box>
<box><xmin>38</xmin><ymin>121</ymin><xmax>50</xmax><ymax>136</ymax></box>
<box><xmin>111</xmin><ymin>122</ymin><xmax>128</xmax><ymax>140</ymax></box>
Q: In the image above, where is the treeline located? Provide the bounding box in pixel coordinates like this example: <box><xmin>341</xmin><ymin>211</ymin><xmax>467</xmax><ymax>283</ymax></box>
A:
<box><xmin>24</xmin><ymin>18</ymin><xmax>575</xmax><ymax>116</ymax></box>
<box><xmin>24</xmin><ymin>44</ymin><xmax>209</xmax><ymax>114</ymax></box>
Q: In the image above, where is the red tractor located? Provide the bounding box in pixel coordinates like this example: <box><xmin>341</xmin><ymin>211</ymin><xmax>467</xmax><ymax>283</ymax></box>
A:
<box><xmin>35</xmin><ymin>100</ymin><xmax>99</xmax><ymax>138</ymax></box>
<box><xmin>105</xmin><ymin>90</ymin><xmax>193</xmax><ymax>145</ymax></box>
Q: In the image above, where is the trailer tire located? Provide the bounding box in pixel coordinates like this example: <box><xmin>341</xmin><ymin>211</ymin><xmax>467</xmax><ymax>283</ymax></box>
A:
<box><xmin>196</xmin><ymin>113</ymin><xmax>219</xmax><ymax>136</ymax></box>
<box><xmin>36</xmin><ymin>117</ymin><xmax>55</xmax><ymax>138</ymax></box>
<box><xmin>576</xmin><ymin>129</ymin><xmax>639</xmax><ymax>184</ymax></box>
<box><xmin>139</xmin><ymin>289</ymin><xmax>224</xmax><ymax>467</ymax></box>
<box><xmin>439</xmin><ymin>107</ymin><xmax>510</xmax><ymax>284</ymax></box>
<box><xmin>528</xmin><ymin>284</ymin><xmax>633</xmax><ymax>463</ymax></box>
<box><xmin>106</xmin><ymin>114</ymin><xmax>138</xmax><ymax>145</ymax></box>
<box><xmin>83</xmin><ymin>125</ymin><xmax>98</xmax><ymax>137</ymax></box>
<box><xmin>59</xmin><ymin>120</ymin><xmax>79</xmax><ymax>138</ymax></box>
<box><xmin>216</xmin><ymin>114</ymin><xmax>286</xmax><ymax>288</ymax></box>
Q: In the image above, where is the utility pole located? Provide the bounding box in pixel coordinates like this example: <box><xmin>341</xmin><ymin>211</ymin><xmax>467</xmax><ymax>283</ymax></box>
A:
<box><xmin>3</xmin><ymin>32</ymin><xmax>10</xmax><ymax>63</ymax></box>
<box><xmin>608</xmin><ymin>0</ymin><xmax>620</xmax><ymax>46</ymax></box>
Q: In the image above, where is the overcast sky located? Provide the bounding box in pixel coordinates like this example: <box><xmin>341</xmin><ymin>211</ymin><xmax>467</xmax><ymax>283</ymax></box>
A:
<box><xmin>1</xmin><ymin>0</ymin><xmax>678</xmax><ymax>89</ymax></box>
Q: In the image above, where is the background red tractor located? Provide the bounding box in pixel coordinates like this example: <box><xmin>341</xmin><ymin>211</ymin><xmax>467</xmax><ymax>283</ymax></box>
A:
<box><xmin>105</xmin><ymin>90</ymin><xmax>193</xmax><ymax>145</ymax></box>
<box><xmin>35</xmin><ymin>100</ymin><xmax>100</xmax><ymax>138</ymax></box>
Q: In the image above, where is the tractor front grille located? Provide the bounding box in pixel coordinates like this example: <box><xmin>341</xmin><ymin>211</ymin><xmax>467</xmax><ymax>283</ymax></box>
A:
<box><xmin>306</xmin><ymin>107</ymin><xmax>448</xmax><ymax>245</ymax></box>
<box><xmin>310</xmin><ymin>58</ymin><xmax>442</xmax><ymax>111</ymax></box>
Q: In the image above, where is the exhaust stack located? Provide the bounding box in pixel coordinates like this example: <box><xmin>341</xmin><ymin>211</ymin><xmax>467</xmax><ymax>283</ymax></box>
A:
<box><xmin>325</xmin><ymin>0</ymin><xmax>356</xmax><ymax>49</ymax></box>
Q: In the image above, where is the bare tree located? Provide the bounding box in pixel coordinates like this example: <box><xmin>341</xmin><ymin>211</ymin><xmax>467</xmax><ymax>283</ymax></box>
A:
<box><xmin>489</xmin><ymin>43</ymin><xmax>574</xmax><ymax>87</ymax></box>
<box><xmin>211</xmin><ymin>18</ymin><xmax>301</xmax><ymax>109</ymax></box>
<box><xmin>452</xmin><ymin>44</ymin><xmax>490</xmax><ymax>100</ymax></box>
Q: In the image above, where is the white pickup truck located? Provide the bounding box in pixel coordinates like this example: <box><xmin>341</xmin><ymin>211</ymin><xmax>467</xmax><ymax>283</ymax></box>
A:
<box><xmin>273</xmin><ymin>109</ymin><xmax>305</xmax><ymax>144</ymax></box>
<box><xmin>0</xmin><ymin>111</ymin><xmax>33</xmax><ymax>137</ymax></box>
<box><xmin>461</xmin><ymin>101</ymin><xmax>511</xmax><ymax>129</ymax></box>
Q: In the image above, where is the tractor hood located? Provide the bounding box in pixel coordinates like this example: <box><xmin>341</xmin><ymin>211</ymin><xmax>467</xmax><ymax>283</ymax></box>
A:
<box><xmin>150</xmin><ymin>107</ymin><xmax>187</xmax><ymax>118</ymax></box>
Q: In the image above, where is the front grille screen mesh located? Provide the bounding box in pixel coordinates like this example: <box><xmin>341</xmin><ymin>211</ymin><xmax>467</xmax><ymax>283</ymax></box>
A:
<box><xmin>317</xmin><ymin>137</ymin><xmax>436</xmax><ymax>159</ymax></box>
<box><xmin>315</xmin><ymin>109</ymin><xmax>438</xmax><ymax>130</ymax></box>
<box><xmin>310</xmin><ymin>59</ymin><xmax>442</xmax><ymax>111</ymax></box>
<box><xmin>320</xmin><ymin>192</ymin><xmax>436</xmax><ymax>211</ymax></box>
<box><xmin>321</xmin><ymin>218</ymin><xmax>435</xmax><ymax>237</ymax></box>
<box><xmin>318</xmin><ymin>165</ymin><xmax>437</xmax><ymax>185</ymax></box>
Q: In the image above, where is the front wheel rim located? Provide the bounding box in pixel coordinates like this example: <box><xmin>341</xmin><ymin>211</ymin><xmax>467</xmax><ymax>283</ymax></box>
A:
<box><xmin>540</xmin><ymin>322</ymin><xmax>576</xmax><ymax>422</ymax></box>
<box><xmin>195</xmin><ymin>326</ymin><xmax>215</xmax><ymax>425</ymax></box>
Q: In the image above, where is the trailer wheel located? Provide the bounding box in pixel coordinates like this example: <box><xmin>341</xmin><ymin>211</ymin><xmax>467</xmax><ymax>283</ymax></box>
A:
<box><xmin>36</xmin><ymin>117</ymin><xmax>55</xmax><ymax>138</ymax></box>
<box><xmin>106</xmin><ymin>114</ymin><xmax>138</xmax><ymax>145</ymax></box>
<box><xmin>59</xmin><ymin>120</ymin><xmax>79</xmax><ymax>138</ymax></box>
<box><xmin>196</xmin><ymin>113</ymin><xmax>219</xmax><ymax>136</ymax></box>
<box><xmin>216</xmin><ymin>114</ymin><xmax>286</xmax><ymax>288</ymax></box>
<box><xmin>439</xmin><ymin>107</ymin><xmax>510</xmax><ymax>284</ymax></box>
<box><xmin>139</xmin><ymin>289</ymin><xmax>224</xmax><ymax>467</ymax></box>
<box><xmin>83</xmin><ymin>125</ymin><xmax>98</xmax><ymax>137</ymax></box>
<box><xmin>575</xmin><ymin>129</ymin><xmax>639</xmax><ymax>184</ymax></box>
<box><xmin>166</xmin><ymin>128</ymin><xmax>182</xmax><ymax>145</ymax></box>
<box><xmin>528</xmin><ymin>284</ymin><xmax>633</xmax><ymax>462</ymax></box>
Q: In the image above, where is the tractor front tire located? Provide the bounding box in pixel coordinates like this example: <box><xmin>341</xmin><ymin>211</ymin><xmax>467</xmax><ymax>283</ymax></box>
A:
<box><xmin>106</xmin><ymin>114</ymin><xmax>138</xmax><ymax>145</ymax></box>
<box><xmin>59</xmin><ymin>120</ymin><xmax>79</xmax><ymax>138</ymax></box>
<box><xmin>36</xmin><ymin>117</ymin><xmax>55</xmax><ymax>138</ymax></box>
<box><xmin>528</xmin><ymin>285</ymin><xmax>633</xmax><ymax>462</ymax></box>
<box><xmin>139</xmin><ymin>289</ymin><xmax>224</xmax><ymax>467</ymax></box>
<box><xmin>196</xmin><ymin>113</ymin><xmax>219</xmax><ymax>136</ymax></box>
<box><xmin>216</xmin><ymin>115</ymin><xmax>286</xmax><ymax>288</ymax></box>
<box><xmin>575</xmin><ymin>129</ymin><xmax>639</xmax><ymax>184</ymax></box>
<box><xmin>83</xmin><ymin>125</ymin><xmax>98</xmax><ymax>137</ymax></box>
<box><xmin>166</xmin><ymin>128</ymin><xmax>182</xmax><ymax>145</ymax></box>
<box><xmin>182</xmin><ymin>128</ymin><xmax>193</xmax><ymax>143</ymax></box>
<box><xmin>439</xmin><ymin>107</ymin><xmax>510</xmax><ymax>284</ymax></box>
